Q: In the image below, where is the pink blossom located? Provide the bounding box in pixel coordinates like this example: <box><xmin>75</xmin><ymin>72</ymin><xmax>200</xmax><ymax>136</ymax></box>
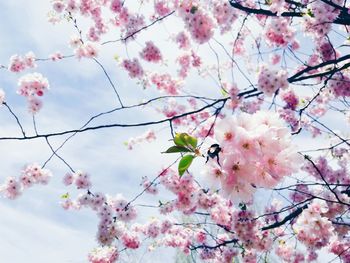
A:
<box><xmin>141</xmin><ymin>176</ymin><xmax>158</xmax><ymax>195</ymax></box>
<box><xmin>302</xmin><ymin>1</ymin><xmax>341</xmax><ymax>38</ymax></box>
<box><xmin>204</xmin><ymin>111</ymin><xmax>300</xmax><ymax>201</ymax></box>
<box><xmin>52</xmin><ymin>1</ymin><xmax>66</xmax><ymax>13</ymax></box>
<box><xmin>123</xmin><ymin>14</ymin><xmax>145</xmax><ymax>40</ymax></box>
<box><xmin>8</xmin><ymin>52</ymin><xmax>36</xmax><ymax>73</ymax></box>
<box><xmin>257</xmin><ymin>65</ymin><xmax>289</xmax><ymax>96</ymax></box>
<box><xmin>28</xmin><ymin>98</ymin><xmax>43</xmax><ymax>113</ymax></box>
<box><xmin>140</xmin><ymin>41</ymin><xmax>162</xmax><ymax>63</ymax></box>
<box><xmin>150</xmin><ymin>73</ymin><xmax>180</xmax><ymax>95</ymax></box>
<box><xmin>122</xmin><ymin>58</ymin><xmax>144</xmax><ymax>79</ymax></box>
<box><xmin>75</xmin><ymin>42</ymin><xmax>99</xmax><ymax>59</ymax></box>
<box><xmin>49</xmin><ymin>51</ymin><xmax>63</xmax><ymax>61</ymax></box>
<box><xmin>69</xmin><ymin>35</ymin><xmax>82</xmax><ymax>48</ymax></box>
<box><xmin>293</xmin><ymin>200</ymin><xmax>334</xmax><ymax>248</ymax></box>
<box><xmin>125</xmin><ymin>129</ymin><xmax>156</xmax><ymax>150</ymax></box>
<box><xmin>264</xmin><ymin>18</ymin><xmax>295</xmax><ymax>47</ymax></box>
<box><xmin>177</xmin><ymin>3</ymin><xmax>214</xmax><ymax>44</ymax></box>
<box><xmin>88</xmin><ymin>246</ymin><xmax>119</xmax><ymax>263</ymax></box>
<box><xmin>0</xmin><ymin>164</ymin><xmax>52</xmax><ymax>199</ymax></box>
<box><xmin>111</xmin><ymin>194</ymin><xmax>137</xmax><ymax>221</ymax></box>
<box><xmin>328</xmin><ymin>72</ymin><xmax>350</xmax><ymax>98</ymax></box>
<box><xmin>212</xmin><ymin>1</ymin><xmax>238</xmax><ymax>33</ymax></box>
<box><xmin>121</xmin><ymin>232</ymin><xmax>140</xmax><ymax>249</ymax></box>
<box><xmin>74</xmin><ymin>171</ymin><xmax>92</xmax><ymax>189</ymax></box>
<box><xmin>154</xmin><ymin>1</ymin><xmax>171</xmax><ymax>16</ymax></box>
<box><xmin>0</xmin><ymin>89</ymin><xmax>5</xmax><ymax>104</ymax></box>
<box><xmin>0</xmin><ymin>177</ymin><xmax>22</xmax><ymax>199</ymax></box>
<box><xmin>17</xmin><ymin>72</ymin><xmax>49</xmax><ymax>98</ymax></box>
<box><xmin>270</xmin><ymin>54</ymin><xmax>281</xmax><ymax>65</ymax></box>
<box><xmin>175</xmin><ymin>31</ymin><xmax>190</xmax><ymax>49</ymax></box>
<box><xmin>110</xmin><ymin>0</ymin><xmax>123</xmax><ymax>13</ymax></box>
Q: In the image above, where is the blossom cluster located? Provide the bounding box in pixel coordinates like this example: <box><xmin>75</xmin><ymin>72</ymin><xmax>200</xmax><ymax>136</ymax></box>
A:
<box><xmin>74</xmin><ymin>42</ymin><xmax>99</xmax><ymax>59</ymax></box>
<box><xmin>49</xmin><ymin>51</ymin><xmax>64</xmax><ymax>61</ymax></box>
<box><xmin>212</xmin><ymin>1</ymin><xmax>238</xmax><ymax>33</ymax></box>
<box><xmin>257</xmin><ymin>65</ymin><xmax>289</xmax><ymax>96</ymax></box>
<box><xmin>174</xmin><ymin>31</ymin><xmax>191</xmax><ymax>49</ymax></box>
<box><xmin>17</xmin><ymin>72</ymin><xmax>49</xmax><ymax>113</ymax></box>
<box><xmin>123</xmin><ymin>14</ymin><xmax>145</xmax><ymax>40</ymax></box>
<box><xmin>125</xmin><ymin>129</ymin><xmax>156</xmax><ymax>150</ymax></box>
<box><xmin>293</xmin><ymin>200</ymin><xmax>334</xmax><ymax>248</ymax></box>
<box><xmin>275</xmin><ymin>242</ymin><xmax>308</xmax><ymax>263</ymax></box>
<box><xmin>154</xmin><ymin>0</ymin><xmax>172</xmax><ymax>16</ymax></box>
<box><xmin>302</xmin><ymin>156</ymin><xmax>350</xmax><ymax>184</ymax></box>
<box><xmin>150</xmin><ymin>73</ymin><xmax>181</xmax><ymax>94</ymax></box>
<box><xmin>88</xmin><ymin>246</ymin><xmax>119</xmax><ymax>263</ymax></box>
<box><xmin>160</xmin><ymin>171</ymin><xmax>199</xmax><ymax>214</ymax></box>
<box><xmin>61</xmin><ymin>182</ymin><xmax>138</xmax><ymax>246</ymax></box>
<box><xmin>122</xmin><ymin>58</ymin><xmax>144</xmax><ymax>79</ymax></box>
<box><xmin>157</xmin><ymin>98</ymin><xmax>213</xmax><ymax>134</ymax></box>
<box><xmin>8</xmin><ymin>52</ymin><xmax>36</xmax><ymax>73</ymax></box>
<box><xmin>0</xmin><ymin>88</ymin><xmax>5</xmax><ymax>104</ymax></box>
<box><xmin>140</xmin><ymin>41</ymin><xmax>162</xmax><ymax>63</ymax></box>
<box><xmin>63</xmin><ymin>170</ymin><xmax>92</xmax><ymax>189</ymax></box>
<box><xmin>330</xmin><ymin>238</ymin><xmax>350</xmax><ymax>262</ymax></box>
<box><xmin>278</xmin><ymin>108</ymin><xmax>300</xmax><ymax>132</ymax></box>
<box><xmin>233</xmin><ymin>209</ymin><xmax>272</xmax><ymax>251</ymax></box>
<box><xmin>176</xmin><ymin>51</ymin><xmax>201</xmax><ymax>78</ymax></box>
<box><xmin>303</xmin><ymin>0</ymin><xmax>342</xmax><ymax>38</ymax></box>
<box><xmin>264</xmin><ymin>18</ymin><xmax>295</xmax><ymax>47</ymax></box>
<box><xmin>140</xmin><ymin>176</ymin><xmax>158</xmax><ymax>194</ymax></box>
<box><xmin>177</xmin><ymin>2</ymin><xmax>214</xmax><ymax>44</ymax></box>
<box><xmin>281</xmin><ymin>89</ymin><xmax>299</xmax><ymax>110</ymax></box>
<box><xmin>316</xmin><ymin>39</ymin><xmax>338</xmax><ymax>61</ymax></box>
<box><xmin>0</xmin><ymin>164</ymin><xmax>52</xmax><ymax>199</ymax></box>
<box><xmin>204</xmin><ymin>111</ymin><xmax>301</xmax><ymax>201</ymax></box>
<box><xmin>327</xmin><ymin>72</ymin><xmax>350</xmax><ymax>98</ymax></box>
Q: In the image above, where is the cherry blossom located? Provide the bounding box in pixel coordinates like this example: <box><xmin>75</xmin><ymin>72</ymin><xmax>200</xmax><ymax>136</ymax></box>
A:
<box><xmin>88</xmin><ymin>246</ymin><xmax>119</xmax><ymax>263</ymax></box>
<box><xmin>0</xmin><ymin>89</ymin><xmax>5</xmax><ymax>104</ymax></box>
<box><xmin>140</xmin><ymin>41</ymin><xmax>162</xmax><ymax>63</ymax></box>
<box><xmin>204</xmin><ymin>110</ymin><xmax>301</xmax><ymax>201</ymax></box>
<box><xmin>257</xmin><ymin>65</ymin><xmax>289</xmax><ymax>96</ymax></box>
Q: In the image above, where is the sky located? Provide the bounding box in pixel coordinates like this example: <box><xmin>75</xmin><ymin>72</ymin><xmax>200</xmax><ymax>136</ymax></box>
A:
<box><xmin>0</xmin><ymin>1</ymin><xmax>347</xmax><ymax>263</ymax></box>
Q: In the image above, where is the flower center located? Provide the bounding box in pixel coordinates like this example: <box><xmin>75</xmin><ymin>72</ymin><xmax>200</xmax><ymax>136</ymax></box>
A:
<box><xmin>224</xmin><ymin>132</ymin><xmax>233</xmax><ymax>141</ymax></box>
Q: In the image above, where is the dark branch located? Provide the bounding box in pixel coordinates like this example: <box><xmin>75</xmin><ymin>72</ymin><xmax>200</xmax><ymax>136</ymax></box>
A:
<box><xmin>261</xmin><ymin>204</ymin><xmax>308</xmax><ymax>231</ymax></box>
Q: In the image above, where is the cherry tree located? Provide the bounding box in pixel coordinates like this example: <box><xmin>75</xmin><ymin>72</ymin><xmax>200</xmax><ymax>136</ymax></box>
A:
<box><xmin>1</xmin><ymin>0</ymin><xmax>350</xmax><ymax>262</ymax></box>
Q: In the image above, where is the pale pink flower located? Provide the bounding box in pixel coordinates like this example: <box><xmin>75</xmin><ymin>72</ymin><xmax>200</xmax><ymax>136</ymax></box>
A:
<box><xmin>0</xmin><ymin>89</ymin><xmax>5</xmax><ymax>104</ymax></box>
<box><xmin>88</xmin><ymin>246</ymin><xmax>119</xmax><ymax>263</ymax></box>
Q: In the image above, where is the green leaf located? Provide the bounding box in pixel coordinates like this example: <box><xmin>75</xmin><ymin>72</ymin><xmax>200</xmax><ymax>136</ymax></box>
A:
<box><xmin>178</xmin><ymin>155</ymin><xmax>195</xmax><ymax>176</ymax></box>
<box><xmin>183</xmin><ymin>134</ymin><xmax>198</xmax><ymax>149</ymax></box>
<box><xmin>221</xmin><ymin>88</ymin><xmax>229</xmax><ymax>97</ymax></box>
<box><xmin>174</xmin><ymin>133</ymin><xmax>198</xmax><ymax>149</ymax></box>
<box><xmin>164</xmin><ymin>146</ymin><xmax>193</xmax><ymax>153</ymax></box>
<box><xmin>174</xmin><ymin>133</ymin><xmax>187</xmax><ymax>146</ymax></box>
<box><xmin>61</xmin><ymin>192</ymin><xmax>70</xmax><ymax>199</ymax></box>
<box><xmin>306</xmin><ymin>9</ymin><xmax>314</xmax><ymax>17</ymax></box>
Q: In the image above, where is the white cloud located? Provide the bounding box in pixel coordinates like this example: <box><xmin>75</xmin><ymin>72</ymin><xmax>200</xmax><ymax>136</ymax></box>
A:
<box><xmin>0</xmin><ymin>202</ymin><xmax>94</xmax><ymax>263</ymax></box>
